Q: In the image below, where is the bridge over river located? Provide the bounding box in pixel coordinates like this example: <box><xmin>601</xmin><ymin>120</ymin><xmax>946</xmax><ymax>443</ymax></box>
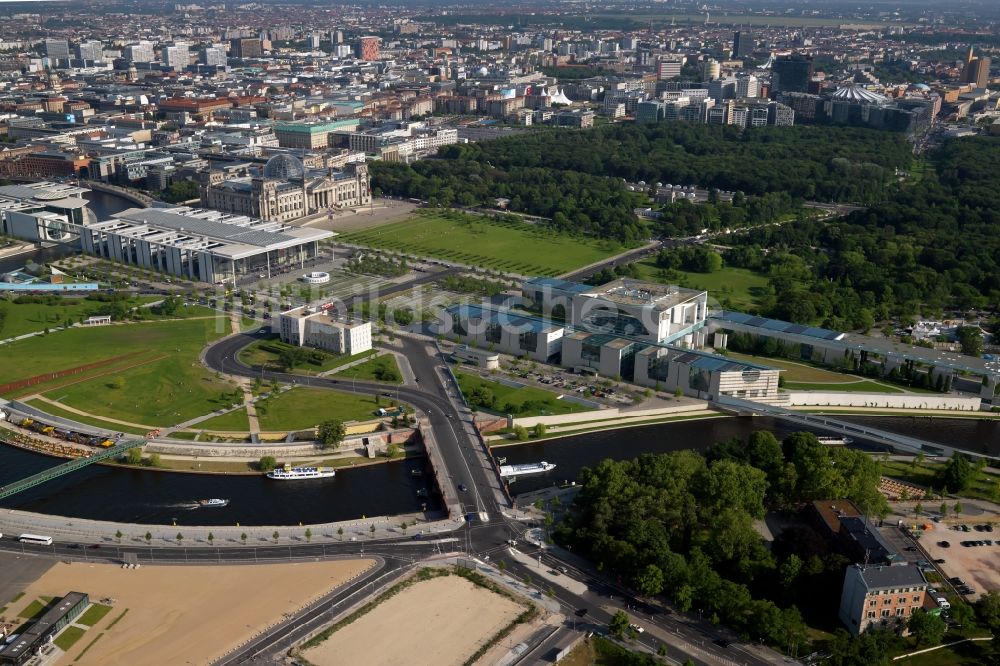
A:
<box><xmin>0</xmin><ymin>439</ymin><xmax>144</xmax><ymax>501</ymax></box>
<box><xmin>715</xmin><ymin>395</ymin><xmax>992</xmax><ymax>461</ymax></box>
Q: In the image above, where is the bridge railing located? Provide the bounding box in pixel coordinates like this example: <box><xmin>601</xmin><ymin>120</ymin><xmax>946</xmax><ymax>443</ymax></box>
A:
<box><xmin>0</xmin><ymin>439</ymin><xmax>144</xmax><ymax>500</ymax></box>
<box><xmin>713</xmin><ymin>395</ymin><xmax>982</xmax><ymax>460</ymax></box>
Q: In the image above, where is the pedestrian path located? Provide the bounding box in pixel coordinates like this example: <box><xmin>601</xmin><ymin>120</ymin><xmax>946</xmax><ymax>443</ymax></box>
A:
<box><xmin>26</xmin><ymin>394</ymin><xmax>158</xmax><ymax>431</ymax></box>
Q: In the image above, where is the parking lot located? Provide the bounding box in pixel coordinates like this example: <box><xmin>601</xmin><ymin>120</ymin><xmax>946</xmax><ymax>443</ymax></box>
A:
<box><xmin>919</xmin><ymin>522</ymin><xmax>1000</xmax><ymax>602</ymax></box>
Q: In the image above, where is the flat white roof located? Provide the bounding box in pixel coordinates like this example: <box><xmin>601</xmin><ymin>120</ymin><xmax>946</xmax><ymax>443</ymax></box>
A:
<box><xmin>89</xmin><ymin>206</ymin><xmax>333</xmax><ymax>260</ymax></box>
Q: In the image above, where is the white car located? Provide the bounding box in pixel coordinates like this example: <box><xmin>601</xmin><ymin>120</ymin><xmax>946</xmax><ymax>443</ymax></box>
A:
<box><xmin>629</xmin><ymin>623</ymin><xmax>644</xmax><ymax>634</ymax></box>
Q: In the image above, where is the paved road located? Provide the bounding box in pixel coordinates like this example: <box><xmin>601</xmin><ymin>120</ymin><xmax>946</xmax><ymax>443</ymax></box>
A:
<box><xmin>210</xmin><ymin>332</ymin><xmax>793</xmax><ymax>665</ymax></box>
<box><xmin>0</xmin><ymin>332</ymin><xmax>793</xmax><ymax>666</ymax></box>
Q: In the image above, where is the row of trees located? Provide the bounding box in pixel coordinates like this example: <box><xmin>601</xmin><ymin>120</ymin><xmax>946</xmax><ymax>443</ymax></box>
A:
<box><xmin>555</xmin><ymin>432</ymin><xmax>886</xmax><ymax>652</ymax></box>
<box><xmin>370</xmin><ymin>160</ymin><xmax>647</xmax><ymax>244</ymax></box>
<box><xmin>440</xmin><ymin>123</ymin><xmax>913</xmax><ymax>203</ymax></box>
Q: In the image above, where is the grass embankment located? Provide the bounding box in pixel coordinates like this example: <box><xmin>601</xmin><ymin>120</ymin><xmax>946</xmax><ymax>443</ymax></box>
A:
<box><xmin>491</xmin><ymin>411</ymin><xmax>727</xmax><ymax>446</ymax></box>
<box><xmin>629</xmin><ymin>261</ymin><xmax>768</xmax><ymax>311</ymax></box>
<box><xmin>784</xmin><ymin>380</ymin><xmax>904</xmax><ymax>393</ymax></box>
<box><xmin>195</xmin><ymin>408</ymin><xmax>251</xmax><ymax>432</ymax></box>
<box><xmin>77</xmin><ymin>603</ymin><xmax>113</xmax><ymax>626</ymax></box>
<box><xmin>456</xmin><ymin>371</ymin><xmax>591</xmax><ymax>417</ymax></box>
<box><xmin>725</xmin><ymin>351</ymin><xmax>939</xmax><ymax>393</ymax></box>
<box><xmin>21</xmin><ymin>399</ymin><xmax>151</xmax><ymax>435</ymax></box>
<box><xmin>18</xmin><ymin>599</ymin><xmax>48</xmax><ymax>620</ymax></box>
<box><xmin>255</xmin><ymin>387</ymin><xmax>380</xmax><ymax>431</ymax></box>
<box><xmin>895</xmin><ymin>638</ymin><xmax>994</xmax><ymax>665</ymax></box>
<box><xmin>333</xmin><ymin>353</ymin><xmax>403</xmax><ymax>384</ymax></box>
<box><xmin>238</xmin><ymin>336</ymin><xmax>372</xmax><ymax>375</ymax></box>
<box><xmin>881</xmin><ymin>459</ymin><xmax>1000</xmax><ymax>503</ymax></box>
<box><xmin>1</xmin><ymin>318</ymin><xmax>235</xmax><ymax>428</ymax></box>
<box><xmin>53</xmin><ymin>625</ymin><xmax>86</xmax><ymax>651</ymax></box>
<box><xmin>339</xmin><ymin>209</ymin><xmax>626</xmax><ymax>277</ymax></box>
<box><xmin>0</xmin><ymin>295</ymin><xmax>165</xmax><ymax>339</ymax></box>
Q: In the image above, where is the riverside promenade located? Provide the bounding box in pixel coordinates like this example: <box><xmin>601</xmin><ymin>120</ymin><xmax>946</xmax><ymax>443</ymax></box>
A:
<box><xmin>0</xmin><ymin>506</ymin><xmax>467</xmax><ymax>549</ymax></box>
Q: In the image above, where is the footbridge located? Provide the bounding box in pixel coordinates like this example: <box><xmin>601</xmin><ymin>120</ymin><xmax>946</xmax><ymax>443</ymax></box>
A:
<box><xmin>714</xmin><ymin>396</ymin><xmax>988</xmax><ymax>461</ymax></box>
<box><xmin>0</xmin><ymin>439</ymin><xmax>144</xmax><ymax>500</ymax></box>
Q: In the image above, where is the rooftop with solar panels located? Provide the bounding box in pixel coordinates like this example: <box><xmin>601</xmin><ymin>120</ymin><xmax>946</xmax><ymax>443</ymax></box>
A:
<box><xmin>585</xmin><ymin>277</ymin><xmax>705</xmax><ymax>309</ymax></box>
<box><xmin>86</xmin><ymin>206</ymin><xmax>333</xmax><ymax>259</ymax></box>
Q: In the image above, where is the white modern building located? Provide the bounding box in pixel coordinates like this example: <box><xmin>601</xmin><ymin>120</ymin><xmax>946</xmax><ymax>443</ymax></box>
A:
<box><xmin>0</xmin><ymin>182</ymin><xmax>90</xmax><ymax>242</ymax></box>
<box><xmin>634</xmin><ymin>345</ymin><xmax>782</xmax><ymax>403</ymax></box>
<box><xmin>435</xmin><ymin>304</ymin><xmax>564</xmax><ymax>363</ymax></box>
<box><xmin>279</xmin><ymin>305</ymin><xmax>372</xmax><ymax>356</ymax></box>
<box><xmin>77</xmin><ymin>206</ymin><xmax>333</xmax><ymax>283</ymax></box>
<box><xmin>523</xmin><ymin>277</ymin><xmax>708</xmax><ymax>347</ymax></box>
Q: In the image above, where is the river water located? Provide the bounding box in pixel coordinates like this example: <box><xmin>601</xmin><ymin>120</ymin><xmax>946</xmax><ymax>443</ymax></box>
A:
<box><xmin>2</xmin><ymin>415</ymin><xmax>997</xmax><ymax>525</ymax></box>
<box><xmin>2</xmin><ymin>186</ymin><xmax>997</xmax><ymax>524</ymax></box>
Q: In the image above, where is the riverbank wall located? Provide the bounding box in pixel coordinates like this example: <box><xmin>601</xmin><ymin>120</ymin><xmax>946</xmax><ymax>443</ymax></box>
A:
<box><xmin>787</xmin><ymin>392</ymin><xmax>981</xmax><ymax>411</ymax></box>
<box><xmin>510</xmin><ymin>400</ymin><xmax>709</xmax><ymax>429</ymax></box>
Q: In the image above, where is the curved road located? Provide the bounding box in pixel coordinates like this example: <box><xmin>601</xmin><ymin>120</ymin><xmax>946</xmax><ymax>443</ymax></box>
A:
<box><xmin>200</xmin><ymin>332</ymin><xmax>781</xmax><ymax>666</ymax></box>
<box><xmin>0</xmin><ymin>333</ymin><xmax>786</xmax><ymax>666</ymax></box>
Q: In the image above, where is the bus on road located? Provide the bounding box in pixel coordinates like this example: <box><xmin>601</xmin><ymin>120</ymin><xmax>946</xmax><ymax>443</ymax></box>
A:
<box><xmin>18</xmin><ymin>534</ymin><xmax>53</xmax><ymax>546</ymax></box>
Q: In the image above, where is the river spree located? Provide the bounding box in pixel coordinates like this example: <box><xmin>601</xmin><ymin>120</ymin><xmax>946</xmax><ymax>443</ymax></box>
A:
<box><xmin>2</xmin><ymin>414</ymin><xmax>996</xmax><ymax>525</ymax></box>
<box><xmin>499</xmin><ymin>414</ymin><xmax>1000</xmax><ymax>495</ymax></box>
<box><xmin>0</xmin><ymin>446</ymin><xmax>438</xmax><ymax>526</ymax></box>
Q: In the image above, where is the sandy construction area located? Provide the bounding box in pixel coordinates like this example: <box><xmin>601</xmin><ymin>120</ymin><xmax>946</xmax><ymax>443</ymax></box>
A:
<box><xmin>15</xmin><ymin>559</ymin><xmax>374</xmax><ymax>666</ymax></box>
<box><xmin>302</xmin><ymin>573</ymin><xmax>523</xmax><ymax>666</ymax></box>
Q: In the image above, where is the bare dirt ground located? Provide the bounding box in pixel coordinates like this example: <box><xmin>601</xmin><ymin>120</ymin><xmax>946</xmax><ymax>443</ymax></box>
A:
<box><xmin>9</xmin><ymin>559</ymin><xmax>374</xmax><ymax>666</ymax></box>
<box><xmin>301</xmin><ymin>573</ymin><xmax>522</xmax><ymax>666</ymax></box>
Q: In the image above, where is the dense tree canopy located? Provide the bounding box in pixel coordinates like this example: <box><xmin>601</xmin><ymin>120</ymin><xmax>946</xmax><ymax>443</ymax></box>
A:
<box><xmin>721</xmin><ymin>136</ymin><xmax>1000</xmax><ymax>326</ymax></box>
<box><xmin>441</xmin><ymin>123</ymin><xmax>912</xmax><ymax>203</ymax></box>
<box><xmin>372</xmin><ymin>124</ymin><xmax>913</xmax><ymax>245</ymax></box>
<box><xmin>555</xmin><ymin>431</ymin><xmax>884</xmax><ymax>650</ymax></box>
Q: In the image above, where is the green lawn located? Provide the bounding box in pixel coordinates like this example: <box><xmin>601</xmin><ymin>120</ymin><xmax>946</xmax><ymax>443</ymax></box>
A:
<box><xmin>19</xmin><ymin>599</ymin><xmax>48</xmax><ymax>619</ymax></box>
<box><xmin>22</xmin><ymin>399</ymin><xmax>151</xmax><ymax>435</ymax></box>
<box><xmin>0</xmin><ymin>296</ymin><xmax>161</xmax><ymax>339</ymax></box>
<box><xmin>0</xmin><ymin>318</ymin><xmax>235</xmax><ymax>428</ymax></box>
<box><xmin>630</xmin><ymin>262</ymin><xmax>769</xmax><ymax>311</ymax></box>
<box><xmin>894</xmin><ymin>636</ymin><xmax>995</xmax><ymax>665</ymax></box>
<box><xmin>196</xmin><ymin>408</ymin><xmax>251</xmax><ymax>432</ymax></box>
<box><xmin>456</xmin><ymin>372</ymin><xmax>591</xmax><ymax>417</ymax></box>
<box><xmin>339</xmin><ymin>209</ymin><xmax>627</xmax><ymax>276</ymax></box>
<box><xmin>333</xmin><ymin>353</ymin><xmax>403</xmax><ymax>384</ymax></box>
<box><xmin>0</xmin><ymin>318</ymin><xmax>228</xmax><ymax>387</ymax></box>
<box><xmin>256</xmin><ymin>387</ymin><xmax>380</xmax><ymax>431</ymax></box>
<box><xmin>881</xmin><ymin>460</ymin><xmax>999</xmax><ymax>503</ymax></box>
<box><xmin>238</xmin><ymin>336</ymin><xmax>366</xmax><ymax>375</ymax></box>
<box><xmin>784</xmin><ymin>380</ymin><xmax>904</xmax><ymax>393</ymax></box>
<box><xmin>53</xmin><ymin>625</ymin><xmax>86</xmax><ymax>651</ymax></box>
<box><xmin>724</xmin><ymin>351</ymin><xmax>850</xmax><ymax>382</ymax></box>
<box><xmin>77</xmin><ymin>603</ymin><xmax>113</xmax><ymax>627</ymax></box>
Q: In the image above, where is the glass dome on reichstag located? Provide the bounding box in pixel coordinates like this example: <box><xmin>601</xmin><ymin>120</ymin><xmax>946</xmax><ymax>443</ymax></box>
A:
<box><xmin>263</xmin><ymin>154</ymin><xmax>305</xmax><ymax>180</ymax></box>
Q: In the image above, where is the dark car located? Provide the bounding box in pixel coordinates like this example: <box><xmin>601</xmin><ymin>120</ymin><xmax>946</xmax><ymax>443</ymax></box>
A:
<box><xmin>411</xmin><ymin>533</ymin><xmax>423</xmax><ymax>540</ymax></box>
<box><xmin>950</xmin><ymin>577</ymin><xmax>966</xmax><ymax>586</ymax></box>
<box><xmin>939</xmin><ymin>541</ymin><xmax>951</xmax><ymax>548</ymax></box>
<box><xmin>904</xmin><ymin>546</ymin><xmax>918</xmax><ymax>552</ymax></box>
<box><xmin>575</xmin><ymin>608</ymin><xmax>589</xmax><ymax>617</ymax></box>
<box><xmin>934</xmin><ymin>558</ymin><xmax>946</xmax><ymax>564</ymax></box>
<box><xmin>457</xmin><ymin>483</ymin><xmax>467</xmax><ymax>492</ymax></box>
<box><xmin>87</xmin><ymin>544</ymin><xmax>101</xmax><ymax>549</ymax></box>
<box><xmin>713</xmin><ymin>639</ymin><xmax>733</xmax><ymax>648</ymax></box>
